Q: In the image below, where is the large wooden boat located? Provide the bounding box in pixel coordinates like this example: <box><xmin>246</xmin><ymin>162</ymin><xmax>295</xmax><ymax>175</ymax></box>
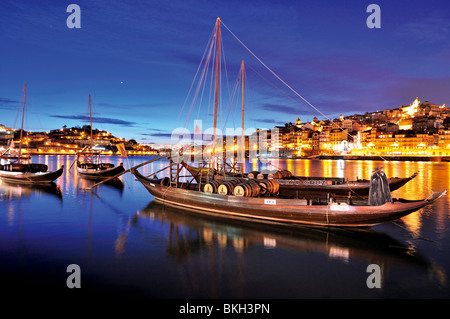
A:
<box><xmin>132</xmin><ymin>166</ymin><xmax>445</xmax><ymax>227</ymax></box>
<box><xmin>75</xmin><ymin>95</ymin><xmax>125</xmax><ymax>180</ymax></box>
<box><xmin>0</xmin><ymin>84</ymin><xmax>64</xmax><ymax>184</ymax></box>
<box><xmin>132</xmin><ymin>18</ymin><xmax>446</xmax><ymax>228</ymax></box>
<box><xmin>183</xmin><ymin>163</ymin><xmax>419</xmax><ymax>197</ymax></box>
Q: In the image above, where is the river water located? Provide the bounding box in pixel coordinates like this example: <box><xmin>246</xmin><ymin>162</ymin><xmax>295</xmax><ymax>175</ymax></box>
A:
<box><xmin>1</xmin><ymin>155</ymin><xmax>449</xmax><ymax>301</ymax></box>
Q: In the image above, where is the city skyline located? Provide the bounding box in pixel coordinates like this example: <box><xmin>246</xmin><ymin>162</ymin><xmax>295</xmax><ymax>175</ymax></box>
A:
<box><xmin>1</xmin><ymin>0</ymin><xmax>449</xmax><ymax>145</ymax></box>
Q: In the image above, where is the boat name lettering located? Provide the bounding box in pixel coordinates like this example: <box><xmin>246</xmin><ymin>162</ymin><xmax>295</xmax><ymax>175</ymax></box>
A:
<box><xmin>264</xmin><ymin>199</ymin><xmax>276</xmax><ymax>205</ymax></box>
<box><xmin>329</xmin><ymin>204</ymin><xmax>350</xmax><ymax>211</ymax></box>
<box><xmin>301</xmin><ymin>180</ymin><xmax>327</xmax><ymax>185</ymax></box>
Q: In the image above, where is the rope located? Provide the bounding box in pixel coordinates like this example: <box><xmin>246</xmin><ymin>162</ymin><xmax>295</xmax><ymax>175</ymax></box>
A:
<box><xmin>221</xmin><ymin>21</ymin><xmax>333</xmax><ymax>124</ymax></box>
<box><xmin>220</xmin><ymin>20</ymin><xmax>441</xmax><ymax>196</ymax></box>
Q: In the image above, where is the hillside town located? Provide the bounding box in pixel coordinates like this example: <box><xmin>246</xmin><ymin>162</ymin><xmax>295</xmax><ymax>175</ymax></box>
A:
<box><xmin>1</xmin><ymin>97</ymin><xmax>449</xmax><ymax>159</ymax></box>
<box><xmin>266</xmin><ymin>97</ymin><xmax>450</xmax><ymax>158</ymax></box>
<box><xmin>0</xmin><ymin>124</ymin><xmax>158</xmax><ymax>156</ymax></box>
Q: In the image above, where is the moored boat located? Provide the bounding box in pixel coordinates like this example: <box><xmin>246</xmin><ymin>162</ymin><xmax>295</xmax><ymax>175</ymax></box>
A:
<box><xmin>77</xmin><ymin>156</ymin><xmax>125</xmax><ymax>180</ymax></box>
<box><xmin>0</xmin><ymin>83</ymin><xmax>64</xmax><ymax>185</ymax></box>
<box><xmin>183</xmin><ymin>162</ymin><xmax>419</xmax><ymax>197</ymax></box>
<box><xmin>0</xmin><ymin>162</ymin><xmax>64</xmax><ymax>184</ymax></box>
<box><xmin>75</xmin><ymin>95</ymin><xmax>125</xmax><ymax>180</ymax></box>
<box><xmin>132</xmin><ymin>166</ymin><xmax>445</xmax><ymax>227</ymax></box>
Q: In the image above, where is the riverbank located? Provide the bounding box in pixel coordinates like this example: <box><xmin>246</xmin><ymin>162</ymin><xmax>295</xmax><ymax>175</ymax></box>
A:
<box><xmin>28</xmin><ymin>152</ymin><xmax>450</xmax><ymax>162</ymax></box>
<box><xmin>317</xmin><ymin>155</ymin><xmax>450</xmax><ymax>162</ymax></box>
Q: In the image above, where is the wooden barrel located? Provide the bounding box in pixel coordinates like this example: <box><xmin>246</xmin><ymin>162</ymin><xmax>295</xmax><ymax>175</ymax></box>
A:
<box><xmin>256</xmin><ymin>173</ymin><xmax>266</xmax><ymax>179</ymax></box>
<box><xmin>217</xmin><ymin>179</ymin><xmax>242</xmax><ymax>195</ymax></box>
<box><xmin>281</xmin><ymin>169</ymin><xmax>293</xmax><ymax>178</ymax></box>
<box><xmin>203</xmin><ymin>180</ymin><xmax>221</xmax><ymax>193</ymax></box>
<box><xmin>234</xmin><ymin>180</ymin><xmax>261</xmax><ymax>197</ymax></box>
<box><xmin>247</xmin><ymin>171</ymin><xmax>260</xmax><ymax>179</ymax></box>
<box><xmin>272</xmin><ymin>169</ymin><xmax>293</xmax><ymax>179</ymax></box>
<box><xmin>272</xmin><ymin>171</ymin><xmax>282</xmax><ymax>179</ymax></box>
<box><xmin>258</xmin><ymin>179</ymin><xmax>280</xmax><ymax>195</ymax></box>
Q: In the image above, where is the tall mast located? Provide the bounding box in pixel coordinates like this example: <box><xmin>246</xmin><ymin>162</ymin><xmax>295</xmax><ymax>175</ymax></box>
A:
<box><xmin>89</xmin><ymin>94</ymin><xmax>93</xmax><ymax>145</ymax></box>
<box><xmin>241</xmin><ymin>60</ymin><xmax>245</xmax><ymax>173</ymax></box>
<box><xmin>212</xmin><ymin>17</ymin><xmax>220</xmax><ymax>164</ymax></box>
<box><xmin>18</xmin><ymin>83</ymin><xmax>27</xmax><ymax>164</ymax></box>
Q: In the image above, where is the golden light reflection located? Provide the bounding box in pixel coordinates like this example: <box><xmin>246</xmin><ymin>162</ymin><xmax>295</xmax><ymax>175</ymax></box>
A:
<box><xmin>323</xmin><ymin>160</ymin><xmax>333</xmax><ymax>178</ymax></box>
<box><xmin>303</xmin><ymin>159</ymin><xmax>310</xmax><ymax>176</ymax></box>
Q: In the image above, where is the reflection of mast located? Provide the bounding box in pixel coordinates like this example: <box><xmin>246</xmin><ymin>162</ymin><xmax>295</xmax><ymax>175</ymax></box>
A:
<box><xmin>85</xmin><ymin>193</ymin><xmax>93</xmax><ymax>258</ymax></box>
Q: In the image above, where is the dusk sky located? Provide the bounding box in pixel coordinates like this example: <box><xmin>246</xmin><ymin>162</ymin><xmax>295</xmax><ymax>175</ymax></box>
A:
<box><xmin>1</xmin><ymin>0</ymin><xmax>449</xmax><ymax>145</ymax></box>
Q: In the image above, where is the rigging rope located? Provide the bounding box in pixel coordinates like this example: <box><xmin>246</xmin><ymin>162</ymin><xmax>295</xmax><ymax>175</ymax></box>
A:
<box><xmin>220</xmin><ymin>20</ymin><xmax>439</xmax><ymax>195</ymax></box>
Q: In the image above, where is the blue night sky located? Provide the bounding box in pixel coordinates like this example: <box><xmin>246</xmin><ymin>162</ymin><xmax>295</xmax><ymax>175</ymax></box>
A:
<box><xmin>1</xmin><ymin>0</ymin><xmax>449</xmax><ymax>145</ymax></box>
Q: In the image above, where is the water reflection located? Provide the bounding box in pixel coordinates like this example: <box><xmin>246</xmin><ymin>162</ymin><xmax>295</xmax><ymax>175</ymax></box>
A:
<box><xmin>77</xmin><ymin>177</ymin><xmax>124</xmax><ymax>193</ymax></box>
<box><xmin>137</xmin><ymin>200</ymin><xmax>445</xmax><ymax>290</ymax></box>
<box><xmin>0</xmin><ymin>180</ymin><xmax>62</xmax><ymax>202</ymax></box>
<box><xmin>1</xmin><ymin>155</ymin><xmax>448</xmax><ymax>297</ymax></box>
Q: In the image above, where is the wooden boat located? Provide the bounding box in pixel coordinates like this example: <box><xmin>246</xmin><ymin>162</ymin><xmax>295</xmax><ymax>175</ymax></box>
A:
<box><xmin>76</xmin><ymin>156</ymin><xmax>125</xmax><ymax>180</ymax></box>
<box><xmin>132</xmin><ymin>166</ymin><xmax>445</xmax><ymax>227</ymax></box>
<box><xmin>274</xmin><ymin>172</ymin><xmax>418</xmax><ymax>197</ymax></box>
<box><xmin>0</xmin><ymin>84</ymin><xmax>64</xmax><ymax>184</ymax></box>
<box><xmin>0</xmin><ymin>163</ymin><xmax>64</xmax><ymax>184</ymax></box>
<box><xmin>132</xmin><ymin>18</ymin><xmax>446</xmax><ymax>228</ymax></box>
<box><xmin>75</xmin><ymin>95</ymin><xmax>125</xmax><ymax>180</ymax></box>
<box><xmin>183</xmin><ymin>163</ymin><xmax>419</xmax><ymax>197</ymax></box>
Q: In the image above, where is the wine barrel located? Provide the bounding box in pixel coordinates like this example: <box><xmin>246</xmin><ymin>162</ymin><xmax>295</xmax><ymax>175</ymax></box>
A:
<box><xmin>258</xmin><ymin>179</ymin><xmax>280</xmax><ymax>195</ymax></box>
<box><xmin>281</xmin><ymin>169</ymin><xmax>293</xmax><ymax>178</ymax></box>
<box><xmin>203</xmin><ymin>180</ymin><xmax>222</xmax><ymax>193</ymax></box>
<box><xmin>234</xmin><ymin>180</ymin><xmax>261</xmax><ymax>197</ymax></box>
<box><xmin>217</xmin><ymin>179</ymin><xmax>243</xmax><ymax>195</ymax></box>
<box><xmin>247</xmin><ymin>171</ymin><xmax>260</xmax><ymax>179</ymax></box>
<box><xmin>272</xmin><ymin>169</ymin><xmax>293</xmax><ymax>179</ymax></box>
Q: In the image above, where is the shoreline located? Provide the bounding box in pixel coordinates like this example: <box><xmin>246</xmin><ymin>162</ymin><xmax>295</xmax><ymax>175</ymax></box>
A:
<box><xmin>308</xmin><ymin>155</ymin><xmax>449</xmax><ymax>162</ymax></box>
<box><xmin>26</xmin><ymin>152</ymin><xmax>450</xmax><ymax>162</ymax></box>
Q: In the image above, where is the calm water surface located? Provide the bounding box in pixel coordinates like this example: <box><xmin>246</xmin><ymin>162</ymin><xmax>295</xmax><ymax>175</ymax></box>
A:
<box><xmin>1</xmin><ymin>155</ymin><xmax>450</xmax><ymax>299</ymax></box>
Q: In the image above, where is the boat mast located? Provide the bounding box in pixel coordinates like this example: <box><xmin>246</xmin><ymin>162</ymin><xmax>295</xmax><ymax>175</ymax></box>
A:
<box><xmin>241</xmin><ymin>60</ymin><xmax>245</xmax><ymax>174</ymax></box>
<box><xmin>211</xmin><ymin>17</ymin><xmax>220</xmax><ymax>172</ymax></box>
<box><xmin>18</xmin><ymin>83</ymin><xmax>27</xmax><ymax>164</ymax></box>
<box><xmin>89</xmin><ymin>94</ymin><xmax>93</xmax><ymax>146</ymax></box>
<box><xmin>89</xmin><ymin>94</ymin><xmax>95</xmax><ymax>163</ymax></box>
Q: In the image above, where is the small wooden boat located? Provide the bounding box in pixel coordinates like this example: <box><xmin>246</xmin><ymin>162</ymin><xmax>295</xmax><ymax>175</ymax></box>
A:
<box><xmin>75</xmin><ymin>95</ymin><xmax>125</xmax><ymax>180</ymax></box>
<box><xmin>0</xmin><ymin>163</ymin><xmax>64</xmax><ymax>184</ymax></box>
<box><xmin>0</xmin><ymin>83</ymin><xmax>64</xmax><ymax>184</ymax></box>
<box><xmin>77</xmin><ymin>156</ymin><xmax>125</xmax><ymax>180</ymax></box>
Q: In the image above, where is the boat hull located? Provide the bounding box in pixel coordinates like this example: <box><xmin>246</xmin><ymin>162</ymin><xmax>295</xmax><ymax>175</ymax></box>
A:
<box><xmin>132</xmin><ymin>169</ymin><xmax>445</xmax><ymax>227</ymax></box>
<box><xmin>276</xmin><ymin>173</ymin><xmax>419</xmax><ymax>197</ymax></box>
<box><xmin>77</xmin><ymin>163</ymin><xmax>125</xmax><ymax>180</ymax></box>
<box><xmin>0</xmin><ymin>166</ymin><xmax>64</xmax><ymax>184</ymax></box>
<box><xmin>183</xmin><ymin>163</ymin><xmax>418</xmax><ymax>197</ymax></box>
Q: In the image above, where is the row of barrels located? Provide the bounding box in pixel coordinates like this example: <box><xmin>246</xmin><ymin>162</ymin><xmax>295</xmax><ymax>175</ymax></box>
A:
<box><xmin>247</xmin><ymin>169</ymin><xmax>293</xmax><ymax>180</ymax></box>
<box><xmin>203</xmin><ymin>178</ymin><xmax>279</xmax><ymax>197</ymax></box>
